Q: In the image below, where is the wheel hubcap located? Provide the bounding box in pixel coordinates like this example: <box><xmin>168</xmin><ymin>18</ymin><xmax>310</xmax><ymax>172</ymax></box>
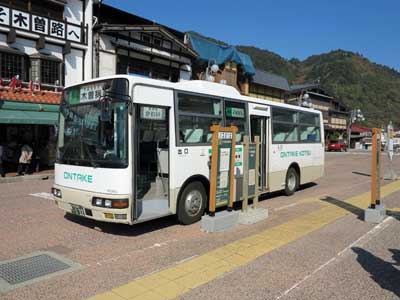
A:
<box><xmin>288</xmin><ymin>173</ymin><xmax>296</xmax><ymax>191</ymax></box>
<box><xmin>185</xmin><ymin>190</ymin><xmax>202</xmax><ymax>216</ymax></box>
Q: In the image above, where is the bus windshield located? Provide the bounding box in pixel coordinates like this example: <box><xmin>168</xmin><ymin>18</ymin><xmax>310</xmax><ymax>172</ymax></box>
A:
<box><xmin>57</xmin><ymin>80</ymin><xmax>129</xmax><ymax>168</ymax></box>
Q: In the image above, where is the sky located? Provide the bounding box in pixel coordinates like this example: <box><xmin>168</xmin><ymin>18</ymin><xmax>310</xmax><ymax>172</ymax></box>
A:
<box><xmin>103</xmin><ymin>0</ymin><xmax>400</xmax><ymax>71</ymax></box>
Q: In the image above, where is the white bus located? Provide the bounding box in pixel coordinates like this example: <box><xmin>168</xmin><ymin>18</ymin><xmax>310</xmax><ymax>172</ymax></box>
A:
<box><xmin>53</xmin><ymin>75</ymin><xmax>324</xmax><ymax>225</ymax></box>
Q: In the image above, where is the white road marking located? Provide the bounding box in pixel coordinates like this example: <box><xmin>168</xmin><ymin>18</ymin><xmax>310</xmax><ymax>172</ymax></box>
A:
<box><xmin>274</xmin><ymin>203</ymin><xmax>300</xmax><ymax>211</ymax></box>
<box><xmin>29</xmin><ymin>192</ymin><xmax>54</xmax><ymax>200</ymax></box>
<box><xmin>87</xmin><ymin>239</ymin><xmax>179</xmax><ymax>267</ymax></box>
<box><xmin>275</xmin><ymin>217</ymin><xmax>394</xmax><ymax>299</ymax></box>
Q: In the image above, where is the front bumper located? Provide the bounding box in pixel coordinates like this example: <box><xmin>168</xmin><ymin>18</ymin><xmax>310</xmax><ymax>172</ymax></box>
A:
<box><xmin>53</xmin><ymin>184</ymin><xmax>133</xmax><ymax>224</ymax></box>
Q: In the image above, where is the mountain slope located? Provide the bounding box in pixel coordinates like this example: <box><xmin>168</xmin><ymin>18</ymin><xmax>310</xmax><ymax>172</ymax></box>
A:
<box><xmin>187</xmin><ymin>32</ymin><xmax>400</xmax><ymax>127</ymax></box>
<box><xmin>237</xmin><ymin>47</ymin><xmax>400</xmax><ymax>127</ymax></box>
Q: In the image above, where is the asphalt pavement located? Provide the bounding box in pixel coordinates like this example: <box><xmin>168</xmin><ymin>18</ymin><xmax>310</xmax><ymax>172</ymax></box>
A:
<box><xmin>0</xmin><ymin>152</ymin><xmax>399</xmax><ymax>300</ymax></box>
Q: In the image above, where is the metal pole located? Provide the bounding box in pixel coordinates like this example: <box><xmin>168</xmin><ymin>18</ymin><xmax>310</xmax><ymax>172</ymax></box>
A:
<box><xmin>242</xmin><ymin>135</ymin><xmax>249</xmax><ymax>212</ymax></box>
<box><xmin>227</xmin><ymin>126</ymin><xmax>237</xmax><ymax>212</ymax></box>
<box><xmin>376</xmin><ymin>129</ymin><xmax>381</xmax><ymax>205</ymax></box>
<box><xmin>253</xmin><ymin>136</ymin><xmax>260</xmax><ymax>208</ymax></box>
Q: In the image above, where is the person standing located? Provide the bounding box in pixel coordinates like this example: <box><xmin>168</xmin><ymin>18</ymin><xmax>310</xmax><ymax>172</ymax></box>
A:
<box><xmin>0</xmin><ymin>144</ymin><xmax>5</xmax><ymax>177</ymax></box>
<box><xmin>17</xmin><ymin>144</ymin><xmax>33</xmax><ymax>176</ymax></box>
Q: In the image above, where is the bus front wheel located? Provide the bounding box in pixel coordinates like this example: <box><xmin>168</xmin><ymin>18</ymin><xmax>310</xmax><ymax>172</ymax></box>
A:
<box><xmin>284</xmin><ymin>167</ymin><xmax>299</xmax><ymax>196</ymax></box>
<box><xmin>177</xmin><ymin>181</ymin><xmax>207</xmax><ymax>225</ymax></box>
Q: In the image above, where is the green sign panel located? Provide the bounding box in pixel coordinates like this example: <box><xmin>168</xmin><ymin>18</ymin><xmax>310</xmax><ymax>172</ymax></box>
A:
<box><xmin>226</xmin><ymin>107</ymin><xmax>245</xmax><ymax>118</ymax></box>
<box><xmin>215</xmin><ymin>132</ymin><xmax>234</xmax><ymax>206</ymax></box>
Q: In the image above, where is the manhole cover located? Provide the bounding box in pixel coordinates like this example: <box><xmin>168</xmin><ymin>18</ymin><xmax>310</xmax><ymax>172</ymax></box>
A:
<box><xmin>0</xmin><ymin>252</ymin><xmax>82</xmax><ymax>293</ymax></box>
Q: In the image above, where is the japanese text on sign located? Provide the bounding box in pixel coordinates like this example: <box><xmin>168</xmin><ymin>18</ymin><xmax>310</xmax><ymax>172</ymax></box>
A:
<box><xmin>0</xmin><ymin>5</ymin><xmax>83</xmax><ymax>43</ymax></box>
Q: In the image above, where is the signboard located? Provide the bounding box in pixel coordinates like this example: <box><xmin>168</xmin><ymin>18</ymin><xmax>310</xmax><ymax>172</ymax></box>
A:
<box><xmin>64</xmin><ymin>79</ymin><xmax>129</xmax><ymax>105</ymax></box>
<box><xmin>80</xmin><ymin>83</ymin><xmax>103</xmax><ymax>103</ymax></box>
<box><xmin>215</xmin><ymin>134</ymin><xmax>232</xmax><ymax>206</ymax></box>
<box><xmin>209</xmin><ymin>125</ymin><xmax>237</xmax><ymax>215</ymax></box>
<box><xmin>140</xmin><ymin>106</ymin><xmax>166</xmax><ymax>120</ymax></box>
<box><xmin>226</xmin><ymin>107</ymin><xmax>245</xmax><ymax>118</ymax></box>
<box><xmin>0</xmin><ymin>5</ymin><xmax>85</xmax><ymax>44</ymax></box>
<box><xmin>248</xmin><ymin>143</ymin><xmax>256</xmax><ymax>197</ymax></box>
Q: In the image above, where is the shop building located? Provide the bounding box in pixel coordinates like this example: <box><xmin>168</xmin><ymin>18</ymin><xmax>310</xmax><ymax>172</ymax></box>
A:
<box><xmin>92</xmin><ymin>3</ymin><xmax>198</xmax><ymax>81</ymax></box>
<box><xmin>0</xmin><ymin>0</ymin><xmax>93</xmax><ymax>171</ymax></box>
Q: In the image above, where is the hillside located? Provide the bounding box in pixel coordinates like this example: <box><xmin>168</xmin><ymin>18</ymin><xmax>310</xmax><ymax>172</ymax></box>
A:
<box><xmin>238</xmin><ymin>47</ymin><xmax>400</xmax><ymax>127</ymax></box>
<box><xmin>187</xmin><ymin>32</ymin><xmax>400</xmax><ymax>127</ymax></box>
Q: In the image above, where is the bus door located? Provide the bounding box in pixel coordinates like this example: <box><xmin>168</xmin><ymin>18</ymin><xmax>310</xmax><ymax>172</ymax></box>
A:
<box><xmin>135</xmin><ymin>104</ymin><xmax>170</xmax><ymax>221</ymax></box>
<box><xmin>249</xmin><ymin>103</ymin><xmax>270</xmax><ymax>192</ymax></box>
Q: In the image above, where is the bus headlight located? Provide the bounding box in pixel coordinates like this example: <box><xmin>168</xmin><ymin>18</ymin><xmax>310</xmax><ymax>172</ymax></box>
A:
<box><xmin>92</xmin><ymin>197</ymin><xmax>129</xmax><ymax>209</ymax></box>
<box><xmin>51</xmin><ymin>188</ymin><xmax>62</xmax><ymax>198</ymax></box>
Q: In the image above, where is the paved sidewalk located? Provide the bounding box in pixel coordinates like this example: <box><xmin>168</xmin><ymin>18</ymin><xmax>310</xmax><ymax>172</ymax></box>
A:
<box><xmin>88</xmin><ymin>180</ymin><xmax>400</xmax><ymax>300</ymax></box>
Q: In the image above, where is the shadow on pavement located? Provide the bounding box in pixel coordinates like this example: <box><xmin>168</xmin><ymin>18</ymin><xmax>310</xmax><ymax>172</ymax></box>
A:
<box><xmin>258</xmin><ymin>182</ymin><xmax>318</xmax><ymax>202</ymax></box>
<box><xmin>63</xmin><ymin>181</ymin><xmax>320</xmax><ymax>235</ymax></box>
<box><xmin>320</xmin><ymin>196</ymin><xmax>364</xmax><ymax>220</ymax></box>
<box><xmin>387</xmin><ymin>210</ymin><xmax>400</xmax><ymax>221</ymax></box>
<box><xmin>352</xmin><ymin>247</ymin><xmax>400</xmax><ymax>297</ymax></box>
<box><xmin>64</xmin><ymin>213</ymin><xmax>178</xmax><ymax>236</ymax></box>
<box><xmin>352</xmin><ymin>171</ymin><xmax>371</xmax><ymax>177</ymax></box>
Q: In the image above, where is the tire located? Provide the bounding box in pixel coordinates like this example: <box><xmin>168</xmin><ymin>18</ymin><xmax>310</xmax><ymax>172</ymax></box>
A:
<box><xmin>284</xmin><ymin>167</ymin><xmax>299</xmax><ymax>196</ymax></box>
<box><xmin>177</xmin><ymin>181</ymin><xmax>207</xmax><ymax>225</ymax></box>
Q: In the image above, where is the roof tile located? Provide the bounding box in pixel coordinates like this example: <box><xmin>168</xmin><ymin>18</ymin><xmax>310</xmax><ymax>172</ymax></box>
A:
<box><xmin>0</xmin><ymin>88</ymin><xmax>61</xmax><ymax>105</ymax></box>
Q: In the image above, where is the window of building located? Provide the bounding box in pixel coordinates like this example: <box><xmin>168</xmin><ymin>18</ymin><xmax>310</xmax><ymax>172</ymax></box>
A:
<box><xmin>0</xmin><ymin>0</ymin><xmax>28</xmax><ymax>10</ymax></box>
<box><xmin>30</xmin><ymin>53</ymin><xmax>62</xmax><ymax>85</ymax></box>
<box><xmin>141</xmin><ymin>34</ymin><xmax>151</xmax><ymax>44</ymax></box>
<box><xmin>1</xmin><ymin>0</ymin><xmax>64</xmax><ymax>19</ymax></box>
<box><xmin>162</xmin><ymin>40</ymin><xmax>172</xmax><ymax>49</ymax></box>
<box><xmin>41</xmin><ymin>59</ymin><xmax>60</xmax><ymax>85</ymax></box>
<box><xmin>0</xmin><ymin>50</ymin><xmax>26</xmax><ymax>80</ymax></box>
<box><xmin>153</xmin><ymin>38</ymin><xmax>162</xmax><ymax>47</ymax></box>
<box><xmin>31</xmin><ymin>0</ymin><xmax>64</xmax><ymax>19</ymax></box>
<box><xmin>177</xmin><ymin>93</ymin><xmax>222</xmax><ymax>144</ymax></box>
<box><xmin>225</xmin><ymin>100</ymin><xmax>247</xmax><ymax>142</ymax></box>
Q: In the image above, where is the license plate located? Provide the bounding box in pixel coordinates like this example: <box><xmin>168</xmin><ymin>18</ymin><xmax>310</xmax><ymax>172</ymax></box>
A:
<box><xmin>71</xmin><ymin>204</ymin><xmax>85</xmax><ymax>216</ymax></box>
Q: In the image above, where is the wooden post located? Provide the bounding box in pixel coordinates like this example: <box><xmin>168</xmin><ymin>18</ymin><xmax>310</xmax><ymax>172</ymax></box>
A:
<box><xmin>376</xmin><ymin>129</ymin><xmax>382</xmax><ymax>206</ymax></box>
<box><xmin>242</xmin><ymin>136</ymin><xmax>249</xmax><ymax>212</ymax></box>
<box><xmin>227</xmin><ymin>126</ymin><xmax>237</xmax><ymax>212</ymax></box>
<box><xmin>253</xmin><ymin>136</ymin><xmax>260</xmax><ymax>208</ymax></box>
<box><xmin>209</xmin><ymin>125</ymin><xmax>219</xmax><ymax>216</ymax></box>
<box><xmin>371</xmin><ymin>128</ymin><xmax>382</xmax><ymax>208</ymax></box>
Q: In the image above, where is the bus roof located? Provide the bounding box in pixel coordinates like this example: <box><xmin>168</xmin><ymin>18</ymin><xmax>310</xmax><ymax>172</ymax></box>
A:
<box><xmin>66</xmin><ymin>75</ymin><xmax>322</xmax><ymax>115</ymax></box>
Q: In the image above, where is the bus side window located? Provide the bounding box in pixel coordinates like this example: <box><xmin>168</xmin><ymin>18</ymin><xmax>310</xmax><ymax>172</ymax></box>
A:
<box><xmin>177</xmin><ymin>93</ymin><xmax>222</xmax><ymax>145</ymax></box>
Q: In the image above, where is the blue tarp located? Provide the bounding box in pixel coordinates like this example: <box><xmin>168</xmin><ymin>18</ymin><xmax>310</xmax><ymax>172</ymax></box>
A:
<box><xmin>187</xmin><ymin>33</ymin><xmax>255</xmax><ymax>76</ymax></box>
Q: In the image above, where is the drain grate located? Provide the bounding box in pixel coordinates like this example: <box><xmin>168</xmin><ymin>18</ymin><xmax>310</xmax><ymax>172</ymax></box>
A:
<box><xmin>0</xmin><ymin>254</ymin><xmax>70</xmax><ymax>285</ymax></box>
<box><xmin>0</xmin><ymin>252</ymin><xmax>82</xmax><ymax>293</ymax></box>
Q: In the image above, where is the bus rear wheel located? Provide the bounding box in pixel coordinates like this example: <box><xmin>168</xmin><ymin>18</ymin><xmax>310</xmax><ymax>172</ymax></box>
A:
<box><xmin>284</xmin><ymin>167</ymin><xmax>299</xmax><ymax>196</ymax></box>
<box><xmin>177</xmin><ymin>181</ymin><xmax>206</xmax><ymax>225</ymax></box>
